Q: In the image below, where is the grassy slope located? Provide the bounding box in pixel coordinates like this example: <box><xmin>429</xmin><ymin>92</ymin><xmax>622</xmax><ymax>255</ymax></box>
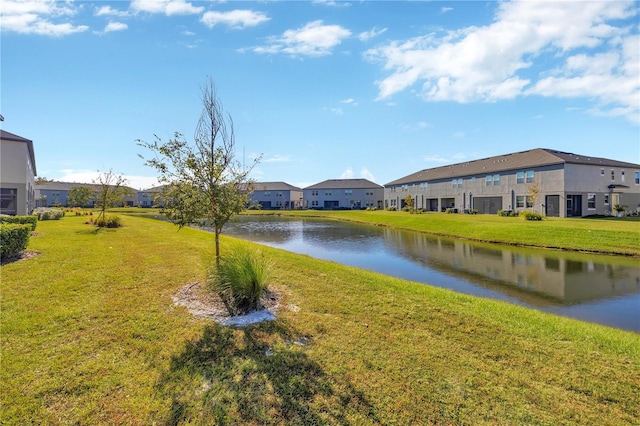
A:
<box><xmin>1</xmin><ymin>214</ymin><xmax>639</xmax><ymax>425</ymax></box>
<box><xmin>243</xmin><ymin>210</ymin><xmax>640</xmax><ymax>257</ymax></box>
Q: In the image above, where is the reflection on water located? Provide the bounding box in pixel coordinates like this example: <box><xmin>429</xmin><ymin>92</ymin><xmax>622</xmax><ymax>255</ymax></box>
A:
<box><xmin>223</xmin><ymin>216</ymin><xmax>640</xmax><ymax>332</ymax></box>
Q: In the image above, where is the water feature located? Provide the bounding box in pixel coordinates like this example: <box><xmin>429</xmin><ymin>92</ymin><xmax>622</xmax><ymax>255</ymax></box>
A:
<box><xmin>222</xmin><ymin>215</ymin><xmax>640</xmax><ymax>332</ymax></box>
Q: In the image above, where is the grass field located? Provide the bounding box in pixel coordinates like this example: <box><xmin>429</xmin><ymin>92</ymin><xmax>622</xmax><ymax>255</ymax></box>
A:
<box><xmin>1</xmin><ymin>212</ymin><xmax>639</xmax><ymax>424</ymax></box>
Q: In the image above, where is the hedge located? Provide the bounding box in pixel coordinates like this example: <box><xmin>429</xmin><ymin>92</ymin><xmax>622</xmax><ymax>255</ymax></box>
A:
<box><xmin>0</xmin><ymin>224</ymin><xmax>31</xmax><ymax>261</ymax></box>
<box><xmin>0</xmin><ymin>215</ymin><xmax>38</xmax><ymax>231</ymax></box>
<box><xmin>33</xmin><ymin>208</ymin><xmax>65</xmax><ymax>221</ymax></box>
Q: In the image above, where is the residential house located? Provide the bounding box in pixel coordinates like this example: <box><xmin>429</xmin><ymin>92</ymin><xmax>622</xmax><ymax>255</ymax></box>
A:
<box><xmin>248</xmin><ymin>181</ymin><xmax>303</xmax><ymax>210</ymax></box>
<box><xmin>137</xmin><ymin>185</ymin><xmax>165</xmax><ymax>208</ymax></box>
<box><xmin>0</xmin><ymin>130</ymin><xmax>37</xmax><ymax>215</ymax></box>
<box><xmin>35</xmin><ymin>181</ymin><xmax>138</xmax><ymax>207</ymax></box>
<box><xmin>303</xmin><ymin>179</ymin><xmax>384</xmax><ymax>210</ymax></box>
<box><xmin>385</xmin><ymin>148</ymin><xmax>640</xmax><ymax>217</ymax></box>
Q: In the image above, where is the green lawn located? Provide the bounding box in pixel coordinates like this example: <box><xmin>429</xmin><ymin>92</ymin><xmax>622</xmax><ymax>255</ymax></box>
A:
<box><xmin>1</xmin><ymin>213</ymin><xmax>639</xmax><ymax>424</ymax></box>
<box><xmin>243</xmin><ymin>209</ymin><xmax>640</xmax><ymax>257</ymax></box>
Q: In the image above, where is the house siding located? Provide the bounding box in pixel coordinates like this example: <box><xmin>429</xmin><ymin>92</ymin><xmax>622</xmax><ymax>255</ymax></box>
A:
<box><xmin>303</xmin><ymin>179</ymin><xmax>384</xmax><ymax>210</ymax></box>
<box><xmin>384</xmin><ymin>149</ymin><xmax>640</xmax><ymax>218</ymax></box>
<box><xmin>1</xmin><ymin>133</ymin><xmax>37</xmax><ymax>215</ymax></box>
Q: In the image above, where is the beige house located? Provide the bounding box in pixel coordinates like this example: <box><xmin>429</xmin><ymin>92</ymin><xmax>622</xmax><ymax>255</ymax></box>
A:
<box><xmin>385</xmin><ymin>148</ymin><xmax>640</xmax><ymax>217</ymax></box>
<box><xmin>0</xmin><ymin>130</ymin><xmax>37</xmax><ymax>215</ymax></box>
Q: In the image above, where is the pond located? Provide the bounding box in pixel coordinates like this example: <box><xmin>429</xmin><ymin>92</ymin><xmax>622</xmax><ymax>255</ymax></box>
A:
<box><xmin>222</xmin><ymin>215</ymin><xmax>640</xmax><ymax>333</ymax></box>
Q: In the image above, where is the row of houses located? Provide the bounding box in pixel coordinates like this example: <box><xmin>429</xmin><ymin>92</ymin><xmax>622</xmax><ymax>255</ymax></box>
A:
<box><xmin>2</xmin><ymin>129</ymin><xmax>639</xmax><ymax>218</ymax></box>
<box><xmin>250</xmin><ymin>147</ymin><xmax>640</xmax><ymax>218</ymax></box>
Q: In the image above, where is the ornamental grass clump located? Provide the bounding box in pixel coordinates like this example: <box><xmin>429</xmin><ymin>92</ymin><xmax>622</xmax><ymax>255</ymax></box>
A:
<box><xmin>210</xmin><ymin>248</ymin><xmax>273</xmax><ymax>316</ymax></box>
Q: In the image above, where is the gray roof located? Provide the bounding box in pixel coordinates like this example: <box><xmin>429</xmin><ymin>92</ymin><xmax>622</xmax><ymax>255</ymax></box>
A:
<box><xmin>304</xmin><ymin>178</ymin><xmax>383</xmax><ymax>190</ymax></box>
<box><xmin>386</xmin><ymin>148</ymin><xmax>640</xmax><ymax>186</ymax></box>
<box><xmin>1</xmin><ymin>130</ymin><xmax>37</xmax><ymax>176</ymax></box>
<box><xmin>252</xmin><ymin>181</ymin><xmax>302</xmax><ymax>191</ymax></box>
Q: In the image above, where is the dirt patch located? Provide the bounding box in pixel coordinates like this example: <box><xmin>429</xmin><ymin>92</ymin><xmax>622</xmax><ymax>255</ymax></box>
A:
<box><xmin>172</xmin><ymin>281</ymin><xmax>282</xmax><ymax>327</ymax></box>
<box><xmin>1</xmin><ymin>250</ymin><xmax>41</xmax><ymax>266</ymax></box>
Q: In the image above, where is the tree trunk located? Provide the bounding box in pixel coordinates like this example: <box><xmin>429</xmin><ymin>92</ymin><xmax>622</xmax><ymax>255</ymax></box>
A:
<box><xmin>215</xmin><ymin>226</ymin><xmax>221</xmax><ymax>265</ymax></box>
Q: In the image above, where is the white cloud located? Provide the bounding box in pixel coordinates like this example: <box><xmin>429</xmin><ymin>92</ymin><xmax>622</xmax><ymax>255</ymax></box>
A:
<box><xmin>359</xmin><ymin>167</ymin><xmax>376</xmax><ymax>182</ymax></box>
<box><xmin>358</xmin><ymin>27</ymin><xmax>387</xmax><ymax>42</ymax></box>
<box><xmin>312</xmin><ymin>0</ymin><xmax>350</xmax><ymax>7</ymax></box>
<box><xmin>365</xmin><ymin>1</ymin><xmax>639</xmax><ymax>122</ymax></box>
<box><xmin>441</xmin><ymin>7</ymin><xmax>453</xmax><ymax>14</ymax></box>
<box><xmin>201</xmin><ymin>9</ymin><xmax>270</xmax><ymax>29</ymax></box>
<box><xmin>340</xmin><ymin>167</ymin><xmax>354</xmax><ymax>179</ymax></box>
<box><xmin>339</xmin><ymin>167</ymin><xmax>376</xmax><ymax>182</ymax></box>
<box><xmin>130</xmin><ymin>0</ymin><xmax>203</xmax><ymax>16</ymax></box>
<box><xmin>95</xmin><ymin>5</ymin><xmax>130</xmax><ymax>17</ymax></box>
<box><xmin>0</xmin><ymin>0</ymin><xmax>89</xmax><ymax>36</ymax></box>
<box><xmin>104</xmin><ymin>22</ymin><xmax>128</xmax><ymax>33</ymax></box>
<box><xmin>341</xmin><ymin>98</ymin><xmax>356</xmax><ymax>104</ymax></box>
<box><xmin>254</xmin><ymin>20</ymin><xmax>351</xmax><ymax>57</ymax></box>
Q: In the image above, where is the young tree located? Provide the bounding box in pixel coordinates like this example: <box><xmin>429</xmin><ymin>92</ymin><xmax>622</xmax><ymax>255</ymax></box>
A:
<box><xmin>137</xmin><ymin>78</ymin><xmax>260</xmax><ymax>264</ymax></box>
<box><xmin>93</xmin><ymin>170</ymin><xmax>131</xmax><ymax>222</ymax></box>
<box><xmin>67</xmin><ymin>185</ymin><xmax>94</xmax><ymax>208</ymax></box>
<box><xmin>526</xmin><ymin>182</ymin><xmax>541</xmax><ymax>212</ymax></box>
<box><xmin>403</xmin><ymin>195</ymin><xmax>415</xmax><ymax>210</ymax></box>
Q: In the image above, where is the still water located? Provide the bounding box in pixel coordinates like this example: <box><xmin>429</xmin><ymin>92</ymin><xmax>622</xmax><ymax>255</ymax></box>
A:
<box><xmin>223</xmin><ymin>215</ymin><xmax>640</xmax><ymax>333</ymax></box>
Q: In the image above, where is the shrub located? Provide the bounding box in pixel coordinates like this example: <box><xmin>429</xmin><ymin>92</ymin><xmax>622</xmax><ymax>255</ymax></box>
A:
<box><xmin>210</xmin><ymin>248</ymin><xmax>273</xmax><ymax>316</ymax></box>
<box><xmin>0</xmin><ymin>223</ymin><xmax>31</xmax><ymax>261</ymax></box>
<box><xmin>33</xmin><ymin>208</ymin><xmax>65</xmax><ymax>221</ymax></box>
<box><xmin>0</xmin><ymin>215</ymin><xmax>37</xmax><ymax>231</ymax></box>
<box><xmin>386</xmin><ymin>207</ymin><xmax>397</xmax><ymax>212</ymax></box>
<box><xmin>94</xmin><ymin>215</ymin><xmax>122</xmax><ymax>228</ymax></box>
<box><xmin>521</xmin><ymin>211</ymin><xmax>544</xmax><ymax>221</ymax></box>
<box><xmin>247</xmin><ymin>204</ymin><xmax>263</xmax><ymax>210</ymax></box>
<box><xmin>366</xmin><ymin>207</ymin><xmax>378</xmax><ymax>211</ymax></box>
<box><xmin>467</xmin><ymin>209</ymin><xmax>478</xmax><ymax>215</ymax></box>
<box><xmin>497</xmin><ymin>209</ymin><xmax>518</xmax><ymax>217</ymax></box>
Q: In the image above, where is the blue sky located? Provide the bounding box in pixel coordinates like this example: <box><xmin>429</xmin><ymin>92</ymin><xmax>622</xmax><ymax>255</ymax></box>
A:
<box><xmin>2</xmin><ymin>0</ymin><xmax>639</xmax><ymax>190</ymax></box>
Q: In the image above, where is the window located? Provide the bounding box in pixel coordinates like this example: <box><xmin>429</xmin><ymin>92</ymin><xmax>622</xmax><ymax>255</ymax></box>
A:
<box><xmin>516</xmin><ymin>195</ymin><xmax>525</xmax><ymax>208</ymax></box>
<box><xmin>601</xmin><ymin>168</ymin><xmax>605</xmax><ymax>176</ymax></box>
<box><xmin>604</xmin><ymin>194</ymin><xmax>609</xmax><ymax>205</ymax></box>
<box><xmin>493</xmin><ymin>174</ymin><xmax>500</xmax><ymax>185</ymax></box>
<box><xmin>486</xmin><ymin>176</ymin><xmax>492</xmax><ymax>186</ymax></box>
<box><xmin>452</xmin><ymin>179</ymin><xmax>462</xmax><ymax>188</ymax></box>
<box><xmin>264</xmin><ymin>191</ymin><xmax>271</xmax><ymax>196</ymax></box>
<box><xmin>635</xmin><ymin>171</ymin><xmax>640</xmax><ymax>185</ymax></box>
<box><xmin>311</xmin><ymin>190</ymin><xmax>318</xmax><ymax>196</ymax></box>
<box><xmin>0</xmin><ymin>188</ymin><xmax>17</xmax><ymax>215</ymax></box>
<box><xmin>526</xmin><ymin>196</ymin><xmax>533</xmax><ymax>208</ymax></box>
<box><xmin>325</xmin><ymin>191</ymin><xmax>332</xmax><ymax>196</ymax></box>
<box><xmin>588</xmin><ymin>193</ymin><xmax>596</xmax><ymax>209</ymax></box>
<box><xmin>516</xmin><ymin>171</ymin><xmax>524</xmax><ymax>184</ymax></box>
<box><xmin>611</xmin><ymin>170</ymin><xmax>615</xmax><ymax>181</ymax></box>
<box><xmin>621</xmin><ymin>171</ymin><xmax>625</xmax><ymax>182</ymax></box>
<box><xmin>345</xmin><ymin>189</ymin><xmax>352</xmax><ymax>195</ymax></box>
<box><xmin>526</xmin><ymin>170</ymin><xmax>534</xmax><ymax>183</ymax></box>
